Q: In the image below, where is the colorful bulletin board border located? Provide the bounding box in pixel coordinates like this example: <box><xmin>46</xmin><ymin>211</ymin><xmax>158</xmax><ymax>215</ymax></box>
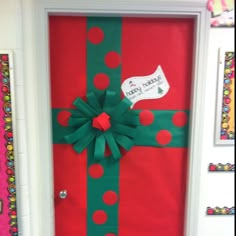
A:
<box><xmin>0</xmin><ymin>51</ymin><xmax>18</xmax><ymax>236</ymax></box>
<box><xmin>208</xmin><ymin>163</ymin><xmax>235</xmax><ymax>171</ymax></box>
<box><xmin>207</xmin><ymin>0</ymin><xmax>234</xmax><ymax>27</ymax></box>
<box><xmin>215</xmin><ymin>49</ymin><xmax>234</xmax><ymax>145</ymax></box>
<box><xmin>206</xmin><ymin>206</ymin><xmax>235</xmax><ymax>215</ymax></box>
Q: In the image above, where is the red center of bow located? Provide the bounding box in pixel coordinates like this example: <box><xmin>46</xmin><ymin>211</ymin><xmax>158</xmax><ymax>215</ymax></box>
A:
<box><xmin>92</xmin><ymin>112</ymin><xmax>111</xmax><ymax>131</ymax></box>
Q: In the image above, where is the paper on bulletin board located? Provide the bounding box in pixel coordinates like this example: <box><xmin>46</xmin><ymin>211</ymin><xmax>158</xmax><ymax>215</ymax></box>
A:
<box><xmin>215</xmin><ymin>49</ymin><xmax>235</xmax><ymax>145</ymax></box>
<box><xmin>207</xmin><ymin>0</ymin><xmax>235</xmax><ymax>27</ymax></box>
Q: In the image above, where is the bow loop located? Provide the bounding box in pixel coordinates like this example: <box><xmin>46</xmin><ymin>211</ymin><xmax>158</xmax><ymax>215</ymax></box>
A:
<box><xmin>63</xmin><ymin>90</ymin><xmax>139</xmax><ymax>161</ymax></box>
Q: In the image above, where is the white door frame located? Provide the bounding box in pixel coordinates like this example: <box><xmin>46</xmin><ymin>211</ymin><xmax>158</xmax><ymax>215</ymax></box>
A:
<box><xmin>19</xmin><ymin>1</ymin><xmax>210</xmax><ymax>236</ymax></box>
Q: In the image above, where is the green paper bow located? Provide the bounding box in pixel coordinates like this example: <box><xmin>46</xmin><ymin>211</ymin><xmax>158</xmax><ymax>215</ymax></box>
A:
<box><xmin>64</xmin><ymin>90</ymin><xmax>139</xmax><ymax>161</ymax></box>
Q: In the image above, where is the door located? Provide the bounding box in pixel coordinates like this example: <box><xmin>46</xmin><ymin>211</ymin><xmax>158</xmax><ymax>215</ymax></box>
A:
<box><xmin>49</xmin><ymin>16</ymin><xmax>194</xmax><ymax>236</ymax></box>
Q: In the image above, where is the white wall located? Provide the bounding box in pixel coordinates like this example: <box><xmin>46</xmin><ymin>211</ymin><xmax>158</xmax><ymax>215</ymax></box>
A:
<box><xmin>199</xmin><ymin>27</ymin><xmax>235</xmax><ymax>236</ymax></box>
<box><xmin>0</xmin><ymin>1</ymin><xmax>234</xmax><ymax>236</ymax></box>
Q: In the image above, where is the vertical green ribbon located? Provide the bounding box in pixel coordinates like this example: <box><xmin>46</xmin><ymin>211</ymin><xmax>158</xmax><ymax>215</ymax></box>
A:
<box><xmin>87</xmin><ymin>17</ymin><xmax>122</xmax><ymax>236</ymax></box>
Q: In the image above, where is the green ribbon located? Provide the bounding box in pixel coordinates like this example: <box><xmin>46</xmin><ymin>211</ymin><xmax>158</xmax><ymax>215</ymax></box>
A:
<box><xmin>64</xmin><ymin>90</ymin><xmax>139</xmax><ymax>161</ymax></box>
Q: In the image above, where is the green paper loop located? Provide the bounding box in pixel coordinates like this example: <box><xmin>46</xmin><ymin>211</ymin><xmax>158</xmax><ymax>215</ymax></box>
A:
<box><xmin>74</xmin><ymin>131</ymin><xmax>96</xmax><ymax>153</ymax></box>
<box><xmin>68</xmin><ymin>117</ymin><xmax>89</xmax><ymax>127</ymax></box>
<box><xmin>64</xmin><ymin>121</ymin><xmax>92</xmax><ymax>144</ymax></box>
<box><xmin>113</xmin><ymin>123</ymin><xmax>137</xmax><ymax>138</ymax></box>
<box><xmin>110</xmin><ymin>97</ymin><xmax>132</xmax><ymax>119</ymax></box>
<box><xmin>73</xmin><ymin>97</ymin><xmax>97</xmax><ymax>117</ymax></box>
<box><xmin>115</xmin><ymin>134</ymin><xmax>134</xmax><ymax>151</ymax></box>
<box><xmin>94</xmin><ymin>135</ymin><xmax>106</xmax><ymax>160</ymax></box>
<box><xmin>87</xmin><ymin>92</ymin><xmax>102</xmax><ymax>112</ymax></box>
<box><xmin>103</xmin><ymin>90</ymin><xmax>117</xmax><ymax>110</ymax></box>
<box><xmin>104</xmin><ymin>131</ymin><xmax>121</xmax><ymax>160</ymax></box>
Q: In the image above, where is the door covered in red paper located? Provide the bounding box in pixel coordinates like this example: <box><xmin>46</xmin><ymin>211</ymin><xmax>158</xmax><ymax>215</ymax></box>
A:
<box><xmin>49</xmin><ymin>16</ymin><xmax>194</xmax><ymax>236</ymax></box>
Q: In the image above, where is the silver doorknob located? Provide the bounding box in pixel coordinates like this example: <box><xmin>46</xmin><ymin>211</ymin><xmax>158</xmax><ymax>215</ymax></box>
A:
<box><xmin>59</xmin><ymin>190</ymin><xmax>68</xmax><ymax>199</ymax></box>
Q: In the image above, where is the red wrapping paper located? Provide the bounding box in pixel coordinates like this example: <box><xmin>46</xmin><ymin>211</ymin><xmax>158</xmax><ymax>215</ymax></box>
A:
<box><xmin>50</xmin><ymin>16</ymin><xmax>194</xmax><ymax>236</ymax></box>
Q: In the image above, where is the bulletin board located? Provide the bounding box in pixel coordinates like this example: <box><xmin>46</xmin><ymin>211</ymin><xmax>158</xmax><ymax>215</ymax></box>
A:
<box><xmin>0</xmin><ymin>52</ymin><xmax>18</xmax><ymax>235</ymax></box>
<box><xmin>215</xmin><ymin>49</ymin><xmax>235</xmax><ymax>145</ymax></box>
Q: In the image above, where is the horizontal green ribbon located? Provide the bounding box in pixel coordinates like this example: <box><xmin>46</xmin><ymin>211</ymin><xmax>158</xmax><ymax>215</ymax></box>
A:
<box><xmin>53</xmin><ymin>108</ymin><xmax>189</xmax><ymax>147</ymax></box>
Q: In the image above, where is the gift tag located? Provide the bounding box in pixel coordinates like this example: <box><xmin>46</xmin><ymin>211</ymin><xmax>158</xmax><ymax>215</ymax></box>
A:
<box><xmin>121</xmin><ymin>65</ymin><xmax>170</xmax><ymax>107</ymax></box>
